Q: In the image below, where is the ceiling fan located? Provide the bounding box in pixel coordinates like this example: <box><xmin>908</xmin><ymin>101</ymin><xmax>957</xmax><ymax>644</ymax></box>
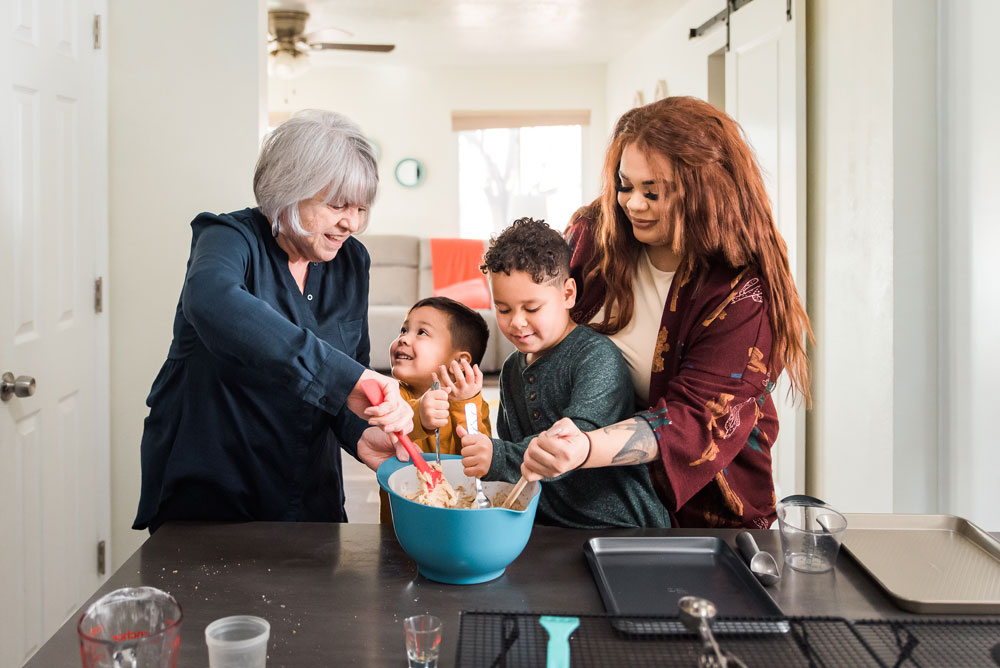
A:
<box><xmin>268</xmin><ymin>9</ymin><xmax>395</xmax><ymax>78</ymax></box>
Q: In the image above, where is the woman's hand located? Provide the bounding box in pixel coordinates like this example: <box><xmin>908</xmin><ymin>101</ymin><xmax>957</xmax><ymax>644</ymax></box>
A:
<box><xmin>418</xmin><ymin>380</ymin><xmax>451</xmax><ymax>431</ymax></box>
<box><xmin>357</xmin><ymin>426</ymin><xmax>409</xmax><ymax>471</ymax></box>
<box><xmin>457</xmin><ymin>425</ymin><xmax>493</xmax><ymax>478</ymax></box>
<box><xmin>438</xmin><ymin>360</ymin><xmax>483</xmax><ymax>402</ymax></box>
<box><xmin>347</xmin><ymin>369</ymin><xmax>414</xmax><ymax>436</ymax></box>
<box><xmin>521</xmin><ymin>417</ymin><xmax>590</xmax><ymax>481</ymax></box>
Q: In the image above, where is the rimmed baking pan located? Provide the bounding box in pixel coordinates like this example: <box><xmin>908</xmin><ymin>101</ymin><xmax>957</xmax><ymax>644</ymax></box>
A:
<box><xmin>842</xmin><ymin>513</ymin><xmax>1000</xmax><ymax>613</ymax></box>
<box><xmin>584</xmin><ymin>537</ymin><xmax>786</xmax><ymax>634</ymax></box>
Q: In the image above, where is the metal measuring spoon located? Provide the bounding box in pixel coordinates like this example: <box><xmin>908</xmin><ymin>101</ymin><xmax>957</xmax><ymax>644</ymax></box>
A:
<box><xmin>816</xmin><ymin>513</ymin><xmax>841</xmax><ymax>533</ymax></box>
<box><xmin>678</xmin><ymin>596</ymin><xmax>748</xmax><ymax>668</ymax></box>
<box><xmin>735</xmin><ymin>532</ymin><xmax>781</xmax><ymax>586</ymax></box>
<box><xmin>464</xmin><ymin>403</ymin><xmax>491</xmax><ymax>509</ymax></box>
<box><xmin>430</xmin><ymin>380</ymin><xmax>442</xmax><ymax>464</ymax></box>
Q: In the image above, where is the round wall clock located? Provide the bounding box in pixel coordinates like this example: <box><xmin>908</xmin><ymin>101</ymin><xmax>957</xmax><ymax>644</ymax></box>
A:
<box><xmin>394</xmin><ymin>158</ymin><xmax>425</xmax><ymax>188</ymax></box>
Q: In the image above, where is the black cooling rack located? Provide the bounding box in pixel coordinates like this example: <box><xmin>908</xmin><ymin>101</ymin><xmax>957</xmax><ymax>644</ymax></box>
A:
<box><xmin>455</xmin><ymin>611</ymin><xmax>1000</xmax><ymax>667</ymax></box>
<box><xmin>853</xmin><ymin>618</ymin><xmax>1000</xmax><ymax>668</ymax></box>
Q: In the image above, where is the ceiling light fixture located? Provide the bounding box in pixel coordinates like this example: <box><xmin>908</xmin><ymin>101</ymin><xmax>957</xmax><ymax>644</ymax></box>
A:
<box><xmin>269</xmin><ymin>47</ymin><xmax>310</xmax><ymax>79</ymax></box>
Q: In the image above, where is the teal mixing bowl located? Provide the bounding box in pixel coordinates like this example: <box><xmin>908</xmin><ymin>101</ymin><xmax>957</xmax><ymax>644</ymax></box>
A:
<box><xmin>376</xmin><ymin>453</ymin><xmax>541</xmax><ymax>584</ymax></box>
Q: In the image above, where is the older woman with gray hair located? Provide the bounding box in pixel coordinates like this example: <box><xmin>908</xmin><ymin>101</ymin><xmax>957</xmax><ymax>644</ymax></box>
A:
<box><xmin>133</xmin><ymin>110</ymin><xmax>412</xmax><ymax>532</ymax></box>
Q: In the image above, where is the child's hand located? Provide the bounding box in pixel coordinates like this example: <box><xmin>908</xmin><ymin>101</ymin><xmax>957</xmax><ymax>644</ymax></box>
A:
<box><xmin>438</xmin><ymin>360</ymin><xmax>483</xmax><ymax>402</ymax></box>
<box><xmin>417</xmin><ymin>379</ymin><xmax>451</xmax><ymax>431</ymax></box>
<box><xmin>457</xmin><ymin>424</ymin><xmax>493</xmax><ymax>478</ymax></box>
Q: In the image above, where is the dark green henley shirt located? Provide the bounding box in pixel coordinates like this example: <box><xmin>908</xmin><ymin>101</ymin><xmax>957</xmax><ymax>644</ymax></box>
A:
<box><xmin>487</xmin><ymin>325</ymin><xmax>670</xmax><ymax>528</ymax></box>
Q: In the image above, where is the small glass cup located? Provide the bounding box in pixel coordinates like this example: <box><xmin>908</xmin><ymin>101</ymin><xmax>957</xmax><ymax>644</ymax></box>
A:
<box><xmin>77</xmin><ymin>586</ymin><xmax>183</xmax><ymax>668</ymax></box>
<box><xmin>205</xmin><ymin>615</ymin><xmax>270</xmax><ymax>668</ymax></box>
<box><xmin>777</xmin><ymin>497</ymin><xmax>848</xmax><ymax>573</ymax></box>
<box><xmin>403</xmin><ymin>614</ymin><xmax>442</xmax><ymax>668</ymax></box>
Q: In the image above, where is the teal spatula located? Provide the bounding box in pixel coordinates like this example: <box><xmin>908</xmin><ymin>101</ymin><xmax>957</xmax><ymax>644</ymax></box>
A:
<box><xmin>539</xmin><ymin>615</ymin><xmax>579</xmax><ymax>668</ymax></box>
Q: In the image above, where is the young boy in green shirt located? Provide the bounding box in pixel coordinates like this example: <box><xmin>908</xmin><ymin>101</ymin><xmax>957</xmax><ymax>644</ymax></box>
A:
<box><xmin>459</xmin><ymin>218</ymin><xmax>669</xmax><ymax>528</ymax></box>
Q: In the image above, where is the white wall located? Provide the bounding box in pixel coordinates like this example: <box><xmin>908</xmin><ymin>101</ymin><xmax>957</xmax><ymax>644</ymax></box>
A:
<box><xmin>805</xmin><ymin>1</ymin><xmax>895</xmax><ymax>512</ymax></box>
<box><xmin>939</xmin><ymin>0</ymin><xmax>1000</xmax><ymax>530</ymax></box>
<box><xmin>108</xmin><ymin>0</ymin><xmax>267</xmax><ymax>567</ymax></box>
<box><xmin>891</xmin><ymin>0</ymin><xmax>939</xmax><ymax>514</ymax></box>
<box><xmin>605</xmin><ymin>0</ymin><xmax>727</xmax><ymax>130</ymax></box>
<box><xmin>806</xmin><ymin>0</ymin><xmax>1000</xmax><ymax>529</ymax></box>
<box><xmin>269</xmin><ymin>63</ymin><xmax>607</xmax><ymax>236</ymax></box>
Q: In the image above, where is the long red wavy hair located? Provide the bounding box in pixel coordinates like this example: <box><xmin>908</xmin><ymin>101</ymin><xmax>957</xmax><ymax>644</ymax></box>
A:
<box><xmin>577</xmin><ymin>96</ymin><xmax>813</xmax><ymax>403</ymax></box>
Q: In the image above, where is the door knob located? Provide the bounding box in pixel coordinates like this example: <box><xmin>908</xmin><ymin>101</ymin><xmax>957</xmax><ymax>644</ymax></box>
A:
<box><xmin>1</xmin><ymin>372</ymin><xmax>36</xmax><ymax>402</ymax></box>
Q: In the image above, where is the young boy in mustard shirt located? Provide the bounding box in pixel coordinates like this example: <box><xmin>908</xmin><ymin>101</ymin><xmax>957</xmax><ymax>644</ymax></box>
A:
<box><xmin>381</xmin><ymin>296</ymin><xmax>492</xmax><ymax>521</ymax></box>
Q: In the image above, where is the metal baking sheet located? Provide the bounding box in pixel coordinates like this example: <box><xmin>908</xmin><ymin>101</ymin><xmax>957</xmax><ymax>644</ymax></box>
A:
<box><xmin>842</xmin><ymin>513</ymin><xmax>1000</xmax><ymax>613</ymax></box>
<box><xmin>584</xmin><ymin>537</ymin><xmax>785</xmax><ymax>634</ymax></box>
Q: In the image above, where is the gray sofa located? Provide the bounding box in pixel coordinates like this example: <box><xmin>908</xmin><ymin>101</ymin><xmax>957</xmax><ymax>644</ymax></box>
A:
<box><xmin>361</xmin><ymin>234</ymin><xmax>515</xmax><ymax>373</ymax></box>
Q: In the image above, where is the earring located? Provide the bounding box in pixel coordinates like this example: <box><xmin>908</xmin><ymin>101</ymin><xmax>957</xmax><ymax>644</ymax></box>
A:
<box><xmin>274</xmin><ymin>219</ymin><xmax>280</xmax><ymax>237</ymax></box>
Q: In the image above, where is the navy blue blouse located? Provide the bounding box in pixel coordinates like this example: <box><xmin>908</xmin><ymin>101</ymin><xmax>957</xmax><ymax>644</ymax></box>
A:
<box><xmin>133</xmin><ymin>208</ymin><xmax>371</xmax><ymax>530</ymax></box>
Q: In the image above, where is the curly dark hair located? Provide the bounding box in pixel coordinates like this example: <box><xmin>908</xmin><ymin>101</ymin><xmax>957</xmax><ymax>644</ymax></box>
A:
<box><xmin>409</xmin><ymin>296</ymin><xmax>489</xmax><ymax>366</ymax></box>
<box><xmin>480</xmin><ymin>217</ymin><xmax>570</xmax><ymax>284</ymax></box>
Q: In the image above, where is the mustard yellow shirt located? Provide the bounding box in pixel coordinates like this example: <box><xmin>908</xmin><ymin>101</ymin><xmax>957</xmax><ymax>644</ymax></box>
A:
<box><xmin>400</xmin><ymin>382</ymin><xmax>492</xmax><ymax>454</ymax></box>
<box><xmin>379</xmin><ymin>383</ymin><xmax>492</xmax><ymax>523</ymax></box>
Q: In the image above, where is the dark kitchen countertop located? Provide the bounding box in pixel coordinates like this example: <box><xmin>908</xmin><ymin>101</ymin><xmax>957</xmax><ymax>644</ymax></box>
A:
<box><xmin>24</xmin><ymin>522</ymin><xmax>997</xmax><ymax>666</ymax></box>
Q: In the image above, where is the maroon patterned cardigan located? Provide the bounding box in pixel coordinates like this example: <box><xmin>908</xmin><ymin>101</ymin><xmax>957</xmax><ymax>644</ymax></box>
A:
<box><xmin>567</xmin><ymin>217</ymin><xmax>780</xmax><ymax>529</ymax></box>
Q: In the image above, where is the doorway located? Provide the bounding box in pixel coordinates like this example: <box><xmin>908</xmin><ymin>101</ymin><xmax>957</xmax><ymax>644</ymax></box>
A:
<box><xmin>708</xmin><ymin>47</ymin><xmax>727</xmax><ymax>111</ymax></box>
<box><xmin>0</xmin><ymin>1</ymin><xmax>110</xmax><ymax>664</ymax></box>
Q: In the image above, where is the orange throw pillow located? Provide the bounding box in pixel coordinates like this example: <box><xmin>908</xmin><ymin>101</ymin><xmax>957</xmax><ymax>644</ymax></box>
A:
<box><xmin>435</xmin><ymin>277</ymin><xmax>491</xmax><ymax>310</ymax></box>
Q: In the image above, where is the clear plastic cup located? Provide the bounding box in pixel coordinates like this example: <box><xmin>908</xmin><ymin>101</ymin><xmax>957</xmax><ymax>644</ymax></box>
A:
<box><xmin>777</xmin><ymin>497</ymin><xmax>848</xmax><ymax>573</ymax></box>
<box><xmin>205</xmin><ymin>615</ymin><xmax>270</xmax><ymax>668</ymax></box>
<box><xmin>77</xmin><ymin>586</ymin><xmax>183</xmax><ymax>668</ymax></box>
<box><xmin>403</xmin><ymin>614</ymin><xmax>442</xmax><ymax>668</ymax></box>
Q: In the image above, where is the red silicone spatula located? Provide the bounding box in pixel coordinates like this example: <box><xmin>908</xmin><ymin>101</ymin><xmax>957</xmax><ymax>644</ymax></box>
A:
<box><xmin>360</xmin><ymin>379</ymin><xmax>443</xmax><ymax>491</ymax></box>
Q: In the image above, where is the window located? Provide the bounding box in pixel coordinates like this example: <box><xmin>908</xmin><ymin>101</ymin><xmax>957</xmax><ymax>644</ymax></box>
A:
<box><xmin>454</xmin><ymin>111</ymin><xmax>588</xmax><ymax>239</ymax></box>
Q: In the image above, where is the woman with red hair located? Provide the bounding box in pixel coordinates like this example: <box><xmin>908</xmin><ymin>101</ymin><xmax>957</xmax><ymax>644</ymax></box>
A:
<box><xmin>521</xmin><ymin>97</ymin><xmax>813</xmax><ymax>529</ymax></box>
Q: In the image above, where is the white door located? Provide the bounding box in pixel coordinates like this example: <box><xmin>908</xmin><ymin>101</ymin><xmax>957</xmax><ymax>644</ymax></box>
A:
<box><xmin>0</xmin><ymin>1</ymin><xmax>109</xmax><ymax>664</ymax></box>
<box><xmin>726</xmin><ymin>0</ymin><xmax>807</xmax><ymax>499</ymax></box>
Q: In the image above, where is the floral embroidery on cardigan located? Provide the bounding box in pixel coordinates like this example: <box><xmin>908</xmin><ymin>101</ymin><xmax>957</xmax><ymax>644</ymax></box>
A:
<box><xmin>652</xmin><ymin>327</ymin><xmax>669</xmax><ymax>373</ymax></box>
<box><xmin>722</xmin><ymin>397</ymin><xmax>755</xmax><ymax>440</ymax></box>
<box><xmin>732</xmin><ymin>277</ymin><xmax>763</xmax><ymax>305</ymax></box>
<box><xmin>706</xmin><ymin>392</ymin><xmax>735</xmax><ymax>440</ymax></box>
<box><xmin>702</xmin><ymin>269</ymin><xmax>751</xmax><ymax>327</ymax></box>
<box><xmin>690</xmin><ymin>392</ymin><xmax>737</xmax><ymax>466</ymax></box>
<box><xmin>690</xmin><ymin>440</ymin><xmax>720</xmax><ymax>467</ymax></box>
<box><xmin>669</xmin><ymin>266</ymin><xmax>692</xmax><ymax>313</ymax></box>
<box><xmin>745</xmin><ymin>400</ymin><xmax>769</xmax><ymax>452</ymax></box>
<box><xmin>748</xmin><ymin>347</ymin><xmax>767</xmax><ymax>374</ymax></box>
<box><xmin>714</xmin><ymin>470</ymin><xmax>744</xmax><ymax>517</ymax></box>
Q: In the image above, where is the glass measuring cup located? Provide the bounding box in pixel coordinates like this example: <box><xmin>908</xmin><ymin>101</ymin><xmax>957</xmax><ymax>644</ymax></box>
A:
<box><xmin>77</xmin><ymin>586</ymin><xmax>182</xmax><ymax>668</ymax></box>
<box><xmin>776</xmin><ymin>495</ymin><xmax>848</xmax><ymax>573</ymax></box>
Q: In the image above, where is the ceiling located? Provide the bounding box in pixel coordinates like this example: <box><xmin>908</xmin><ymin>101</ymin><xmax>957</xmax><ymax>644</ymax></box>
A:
<box><xmin>271</xmin><ymin>0</ymin><xmax>686</xmax><ymax>67</ymax></box>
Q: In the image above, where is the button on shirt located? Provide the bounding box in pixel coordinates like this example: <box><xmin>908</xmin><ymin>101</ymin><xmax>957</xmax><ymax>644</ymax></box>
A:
<box><xmin>133</xmin><ymin>208</ymin><xmax>371</xmax><ymax>530</ymax></box>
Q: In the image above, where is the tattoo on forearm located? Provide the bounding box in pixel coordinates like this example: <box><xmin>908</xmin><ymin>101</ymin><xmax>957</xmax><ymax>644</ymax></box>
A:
<box><xmin>607</xmin><ymin>418</ymin><xmax>659</xmax><ymax>465</ymax></box>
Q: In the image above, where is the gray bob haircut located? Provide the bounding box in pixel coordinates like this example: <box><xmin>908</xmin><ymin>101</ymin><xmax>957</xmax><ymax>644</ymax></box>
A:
<box><xmin>254</xmin><ymin>109</ymin><xmax>378</xmax><ymax>237</ymax></box>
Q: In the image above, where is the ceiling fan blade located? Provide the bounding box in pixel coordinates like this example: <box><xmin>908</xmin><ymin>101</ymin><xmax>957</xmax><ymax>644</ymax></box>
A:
<box><xmin>303</xmin><ymin>27</ymin><xmax>353</xmax><ymax>42</ymax></box>
<box><xmin>311</xmin><ymin>42</ymin><xmax>395</xmax><ymax>53</ymax></box>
